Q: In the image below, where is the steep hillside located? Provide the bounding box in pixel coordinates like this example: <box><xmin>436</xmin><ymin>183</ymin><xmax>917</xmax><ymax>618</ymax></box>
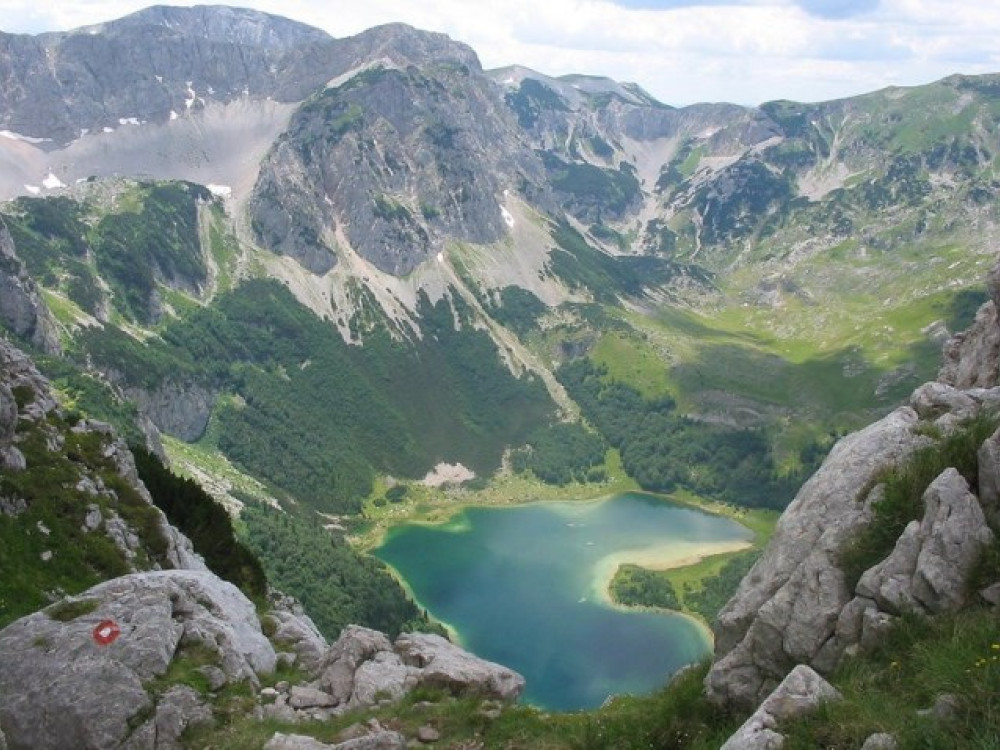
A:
<box><xmin>0</xmin><ymin>335</ymin><xmax>205</xmax><ymax>628</ymax></box>
<box><xmin>0</xmin><ymin>5</ymin><xmax>994</xmax><ymax>524</ymax></box>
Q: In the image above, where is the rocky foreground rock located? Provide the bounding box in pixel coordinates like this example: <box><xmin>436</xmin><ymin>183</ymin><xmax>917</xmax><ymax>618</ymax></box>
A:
<box><xmin>0</xmin><ymin>578</ymin><xmax>522</xmax><ymax>749</ymax></box>
<box><xmin>707</xmin><ymin>260</ymin><xmax>1000</xmax><ymax>719</ymax></box>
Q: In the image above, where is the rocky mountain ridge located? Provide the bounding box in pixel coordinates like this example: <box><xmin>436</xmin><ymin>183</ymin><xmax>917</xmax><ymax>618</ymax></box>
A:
<box><xmin>704</xmin><ymin>259</ymin><xmax>1000</xmax><ymax>747</ymax></box>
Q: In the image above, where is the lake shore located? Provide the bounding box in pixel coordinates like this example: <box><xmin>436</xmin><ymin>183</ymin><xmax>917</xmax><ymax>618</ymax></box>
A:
<box><xmin>592</xmin><ymin>539</ymin><xmax>755</xmax><ymax>640</ymax></box>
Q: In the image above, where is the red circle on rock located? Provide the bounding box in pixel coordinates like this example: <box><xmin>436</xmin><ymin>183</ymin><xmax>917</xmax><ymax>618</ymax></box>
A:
<box><xmin>92</xmin><ymin>619</ymin><xmax>121</xmax><ymax>646</ymax></box>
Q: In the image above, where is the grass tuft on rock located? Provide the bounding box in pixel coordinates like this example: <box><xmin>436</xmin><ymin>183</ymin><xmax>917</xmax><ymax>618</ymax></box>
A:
<box><xmin>840</xmin><ymin>412</ymin><xmax>999</xmax><ymax>589</ymax></box>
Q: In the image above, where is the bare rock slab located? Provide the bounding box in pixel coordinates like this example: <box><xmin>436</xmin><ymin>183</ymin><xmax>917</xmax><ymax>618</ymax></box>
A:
<box><xmin>0</xmin><ymin>570</ymin><xmax>277</xmax><ymax>750</ymax></box>
<box><xmin>720</xmin><ymin>665</ymin><xmax>841</xmax><ymax>750</ymax></box>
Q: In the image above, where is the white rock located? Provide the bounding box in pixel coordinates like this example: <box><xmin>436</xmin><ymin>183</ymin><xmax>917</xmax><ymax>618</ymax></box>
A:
<box><xmin>720</xmin><ymin>665</ymin><xmax>841</xmax><ymax>750</ymax></box>
<box><xmin>706</xmin><ymin>406</ymin><xmax>925</xmax><ymax>709</ymax></box>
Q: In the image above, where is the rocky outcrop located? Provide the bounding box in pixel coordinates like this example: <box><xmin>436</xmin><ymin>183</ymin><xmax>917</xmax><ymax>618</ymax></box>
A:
<box><xmin>707</xmin><ymin>260</ymin><xmax>1000</xmax><ymax>712</ymax></box>
<box><xmin>394</xmin><ymin>631</ymin><xmax>525</xmax><ymax>700</ymax></box>
<box><xmin>705</xmin><ymin>406</ymin><xmax>926</xmax><ymax>708</ymax></box>
<box><xmin>126</xmin><ymin>381</ymin><xmax>217</xmax><ymax>442</ymax></box>
<box><xmin>268</xmin><ymin>593</ymin><xmax>328</xmax><ymax>675</ymax></box>
<box><xmin>856</xmin><ymin>468</ymin><xmax>994</xmax><ymax>615</ymax></box>
<box><xmin>0</xmin><ymin>336</ymin><xmax>58</xmax><ymax>470</ymax></box>
<box><xmin>308</xmin><ymin>625</ymin><xmax>524</xmax><ymax>712</ymax></box>
<box><xmin>720</xmin><ymin>665</ymin><xmax>841</xmax><ymax>750</ymax></box>
<box><xmin>939</xmin><ymin>264</ymin><xmax>1000</xmax><ymax>389</ymax></box>
<box><xmin>251</xmin><ymin>41</ymin><xmax>547</xmax><ymax>277</ymax></box>
<box><xmin>0</xmin><ymin>570</ymin><xmax>276</xmax><ymax>750</ymax></box>
<box><xmin>263</xmin><ymin>730</ymin><xmax>407</xmax><ymax>750</ymax></box>
<box><xmin>0</xmin><ymin>220</ymin><xmax>60</xmax><ymax>354</ymax></box>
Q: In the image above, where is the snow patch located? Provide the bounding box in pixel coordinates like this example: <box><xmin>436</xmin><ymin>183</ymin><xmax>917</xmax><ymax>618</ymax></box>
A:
<box><xmin>500</xmin><ymin>204</ymin><xmax>515</xmax><ymax>228</ymax></box>
<box><xmin>102</xmin><ymin>127</ymin><xmax>115</xmax><ymax>133</ymax></box>
<box><xmin>0</xmin><ymin>130</ymin><xmax>50</xmax><ymax>144</ymax></box>
<box><xmin>118</xmin><ymin>117</ymin><xmax>141</xmax><ymax>126</ymax></box>
<box><xmin>436</xmin><ymin>252</ymin><xmax>444</xmax><ymax>264</ymax></box>
<box><xmin>185</xmin><ymin>82</ymin><xmax>197</xmax><ymax>110</ymax></box>
<box><xmin>42</xmin><ymin>172</ymin><xmax>65</xmax><ymax>189</ymax></box>
<box><xmin>155</xmin><ymin>75</ymin><xmax>163</xmax><ymax>83</ymax></box>
<box><xmin>170</xmin><ymin>110</ymin><xmax>179</xmax><ymax>121</ymax></box>
<box><xmin>207</xmin><ymin>184</ymin><xmax>232</xmax><ymax>198</ymax></box>
<box><xmin>24</xmin><ymin>185</ymin><xmax>40</xmax><ymax>195</ymax></box>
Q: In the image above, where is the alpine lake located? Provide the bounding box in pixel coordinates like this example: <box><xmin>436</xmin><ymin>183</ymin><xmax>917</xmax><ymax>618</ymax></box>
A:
<box><xmin>374</xmin><ymin>492</ymin><xmax>754</xmax><ymax>711</ymax></box>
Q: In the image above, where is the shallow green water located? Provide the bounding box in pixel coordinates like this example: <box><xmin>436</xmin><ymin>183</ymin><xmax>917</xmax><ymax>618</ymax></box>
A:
<box><xmin>374</xmin><ymin>492</ymin><xmax>753</xmax><ymax>710</ymax></box>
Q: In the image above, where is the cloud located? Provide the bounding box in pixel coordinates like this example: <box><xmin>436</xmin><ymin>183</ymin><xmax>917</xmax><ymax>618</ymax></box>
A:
<box><xmin>795</xmin><ymin>0</ymin><xmax>879</xmax><ymax>19</ymax></box>
<box><xmin>0</xmin><ymin>0</ymin><xmax>998</xmax><ymax>106</ymax></box>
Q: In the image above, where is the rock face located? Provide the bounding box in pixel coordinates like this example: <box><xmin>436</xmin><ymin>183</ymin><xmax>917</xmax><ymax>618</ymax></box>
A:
<box><xmin>250</xmin><ymin>34</ymin><xmax>546</xmax><ymax>276</ymax></box>
<box><xmin>707</xmin><ymin>260</ymin><xmax>1000</xmax><ymax>711</ymax></box>
<box><xmin>314</xmin><ymin>625</ymin><xmax>524</xmax><ymax>710</ymax></box>
<box><xmin>939</xmin><ymin>264</ymin><xmax>1000</xmax><ymax>389</ymax></box>
<box><xmin>126</xmin><ymin>381</ymin><xmax>218</xmax><ymax>442</ymax></box>
<box><xmin>856</xmin><ymin>468</ymin><xmax>994</xmax><ymax>615</ymax></box>
<box><xmin>705</xmin><ymin>406</ymin><xmax>926</xmax><ymax>708</ymax></box>
<box><xmin>0</xmin><ymin>6</ymin><xmax>334</xmax><ymax>144</ymax></box>
<box><xmin>0</xmin><ymin>220</ymin><xmax>60</xmax><ymax>354</ymax></box>
<box><xmin>0</xmin><ymin>570</ymin><xmax>276</xmax><ymax>750</ymax></box>
<box><xmin>720</xmin><ymin>665</ymin><xmax>841</xmax><ymax>750</ymax></box>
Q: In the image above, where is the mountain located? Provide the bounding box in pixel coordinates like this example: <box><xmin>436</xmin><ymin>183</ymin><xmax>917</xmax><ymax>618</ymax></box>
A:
<box><xmin>0</xmin><ymin>4</ymin><xmax>999</xmax><ymax>747</ymax></box>
<box><xmin>0</xmin><ymin>3</ymin><xmax>995</xmax><ymax>513</ymax></box>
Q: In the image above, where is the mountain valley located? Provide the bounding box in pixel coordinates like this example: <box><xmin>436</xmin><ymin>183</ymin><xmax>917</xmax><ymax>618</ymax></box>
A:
<box><xmin>1</xmin><ymin>4</ymin><xmax>1000</xmax><ymax>748</ymax></box>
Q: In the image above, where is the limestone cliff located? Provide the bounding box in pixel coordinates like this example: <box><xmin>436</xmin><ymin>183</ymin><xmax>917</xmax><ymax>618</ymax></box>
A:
<box><xmin>0</xmin><ymin>219</ymin><xmax>59</xmax><ymax>355</ymax></box>
<box><xmin>250</xmin><ymin>30</ymin><xmax>547</xmax><ymax>276</ymax></box>
<box><xmin>706</xmin><ymin>257</ymin><xmax>1000</xmax><ymax>716</ymax></box>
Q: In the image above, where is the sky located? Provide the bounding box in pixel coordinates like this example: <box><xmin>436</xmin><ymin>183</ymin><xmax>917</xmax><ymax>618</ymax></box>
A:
<box><xmin>1</xmin><ymin>0</ymin><xmax>999</xmax><ymax>106</ymax></box>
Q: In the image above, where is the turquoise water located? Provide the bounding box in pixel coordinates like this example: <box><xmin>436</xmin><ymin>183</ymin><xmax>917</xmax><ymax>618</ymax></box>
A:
<box><xmin>374</xmin><ymin>492</ymin><xmax>753</xmax><ymax>710</ymax></box>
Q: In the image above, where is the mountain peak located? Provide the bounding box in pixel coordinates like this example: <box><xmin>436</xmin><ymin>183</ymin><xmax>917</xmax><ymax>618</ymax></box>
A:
<box><xmin>344</xmin><ymin>21</ymin><xmax>483</xmax><ymax>73</ymax></box>
<box><xmin>71</xmin><ymin>4</ymin><xmax>331</xmax><ymax>48</ymax></box>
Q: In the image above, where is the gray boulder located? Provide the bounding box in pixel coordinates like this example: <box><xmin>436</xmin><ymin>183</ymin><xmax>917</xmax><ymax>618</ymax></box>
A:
<box><xmin>334</xmin><ymin>732</ymin><xmax>408</xmax><ymax>750</ymax></box>
<box><xmin>719</xmin><ymin>664</ymin><xmax>841</xmax><ymax>750</ymax></box>
<box><xmin>288</xmin><ymin>685</ymin><xmax>337</xmax><ymax>709</ymax></box>
<box><xmin>314</xmin><ymin>625</ymin><xmax>524</xmax><ymax>713</ymax></box>
<box><xmin>269</xmin><ymin>606</ymin><xmax>328</xmax><ymax>676</ymax></box>
<box><xmin>706</xmin><ymin>406</ymin><xmax>925</xmax><ymax>709</ymax></box>
<box><xmin>265</xmin><ymin>734</ymin><xmax>338</xmax><ymax>750</ymax></box>
<box><xmin>351</xmin><ymin>650</ymin><xmax>414</xmax><ymax>706</ymax></box>
<box><xmin>861</xmin><ymin>733</ymin><xmax>899</xmax><ymax>750</ymax></box>
<box><xmin>857</xmin><ymin>468</ymin><xmax>994</xmax><ymax>615</ymax></box>
<box><xmin>977</xmin><ymin>426</ymin><xmax>1000</xmax><ymax>530</ymax></box>
<box><xmin>149</xmin><ymin>685</ymin><xmax>214</xmax><ymax>749</ymax></box>
<box><xmin>318</xmin><ymin>625</ymin><xmax>396</xmax><ymax>704</ymax></box>
<box><xmin>396</xmin><ymin>632</ymin><xmax>525</xmax><ymax>701</ymax></box>
<box><xmin>909</xmin><ymin>382</ymin><xmax>978</xmax><ymax>424</ymax></box>
<box><xmin>0</xmin><ymin>570</ymin><xmax>277</xmax><ymax>750</ymax></box>
<box><xmin>263</xmin><ymin>732</ymin><xmax>407</xmax><ymax>750</ymax></box>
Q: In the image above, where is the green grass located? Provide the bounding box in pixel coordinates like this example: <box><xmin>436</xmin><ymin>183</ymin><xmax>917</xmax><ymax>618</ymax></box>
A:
<box><xmin>45</xmin><ymin>597</ymin><xmax>100</xmax><ymax>622</ymax></box>
<box><xmin>782</xmin><ymin>608</ymin><xmax>1000</xmax><ymax>749</ymax></box>
<box><xmin>590</xmin><ymin>332</ymin><xmax>673</xmax><ymax>398</ymax></box>
<box><xmin>0</xmin><ymin>412</ymin><xmax>170</xmax><ymax>628</ymax></box>
<box><xmin>183</xmin><ymin>662</ymin><xmax>744</xmax><ymax>750</ymax></box>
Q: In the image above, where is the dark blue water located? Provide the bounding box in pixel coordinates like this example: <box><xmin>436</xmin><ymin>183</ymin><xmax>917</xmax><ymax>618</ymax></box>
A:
<box><xmin>374</xmin><ymin>492</ymin><xmax>752</xmax><ymax>710</ymax></box>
